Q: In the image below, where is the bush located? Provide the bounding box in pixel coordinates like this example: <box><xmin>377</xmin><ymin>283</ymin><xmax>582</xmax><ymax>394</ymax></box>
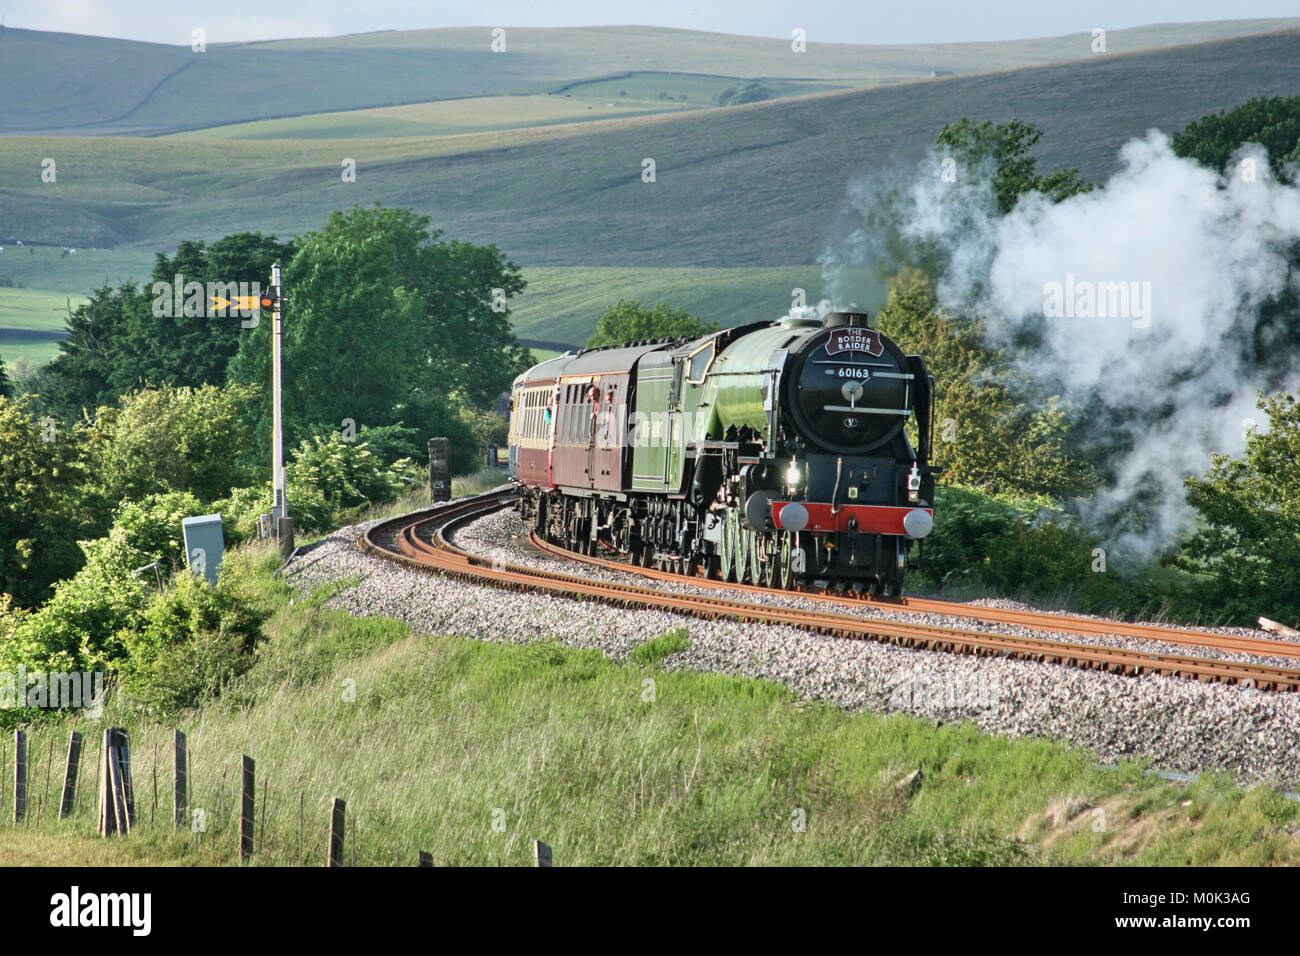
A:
<box><xmin>287</xmin><ymin>433</ymin><xmax>420</xmax><ymax>516</ymax></box>
<box><xmin>0</xmin><ymin>491</ymin><xmax>265</xmax><ymax>681</ymax></box>
<box><xmin>982</xmin><ymin>519</ymin><xmax>1110</xmax><ymax>598</ymax></box>
<box><xmin>96</xmin><ymin>491</ymin><xmax>206</xmax><ymax>576</ymax></box>
<box><xmin>118</xmin><ymin>570</ymin><xmax>266</xmax><ymax>715</ymax></box>
<box><xmin>919</xmin><ymin>484</ymin><xmax>1154</xmax><ymax>613</ymax></box>
<box><xmin>214</xmin><ymin>480</ymin><xmax>334</xmax><ymax>541</ymax></box>
<box><xmin>920</xmin><ymin>485</ymin><xmax>1047</xmax><ymax>585</ymax></box>
<box><xmin>0</xmin><ymin>539</ymin><xmax>153</xmax><ymax>674</ymax></box>
<box><xmin>209</xmin><ymin>485</ymin><xmax>270</xmax><ymax>545</ymax></box>
<box><xmin>0</xmin><ymin>396</ymin><xmax>98</xmax><ymax>606</ymax></box>
<box><xmin>86</xmin><ymin>383</ymin><xmax>258</xmax><ymax>505</ymax></box>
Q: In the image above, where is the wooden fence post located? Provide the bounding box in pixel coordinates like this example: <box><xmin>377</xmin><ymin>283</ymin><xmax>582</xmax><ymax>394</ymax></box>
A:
<box><xmin>59</xmin><ymin>731</ymin><xmax>82</xmax><ymax>819</ymax></box>
<box><xmin>121</xmin><ymin>729</ymin><xmax>135</xmax><ymax>827</ymax></box>
<box><xmin>13</xmin><ymin>730</ymin><xmax>27</xmax><ymax>825</ymax></box>
<box><xmin>327</xmin><ymin>798</ymin><xmax>345</xmax><ymax>867</ymax></box>
<box><xmin>417</xmin><ymin>851</ymin><xmax>433</xmax><ymax>867</ymax></box>
<box><xmin>240</xmin><ymin>756</ymin><xmax>255</xmax><ymax>862</ymax></box>
<box><xmin>173</xmin><ymin>731</ymin><xmax>187</xmax><ymax>830</ymax></box>
<box><xmin>98</xmin><ymin>729</ymin><xmax>113</xmax><ymax>836</ymax></box>
<box><xmin>534</xmin><ymin>839</ymin><xmax>552</xmax><ymax>868</ymax></box>
<box><xmin>41</xmin><ymin>736</ymin><xmax>53</xmax><ymax>824</ymax></box>
<box><xmin>99</xmin><ymin>727</ymin><xmax>135</xmax><ymax>836</ymax></box>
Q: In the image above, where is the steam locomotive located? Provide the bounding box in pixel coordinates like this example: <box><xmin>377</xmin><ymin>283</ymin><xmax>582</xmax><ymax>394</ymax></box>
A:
<box><xmin>507</xmin><ymin>311</ymin><xmax>937</xmax><ymax>595</ymax></box>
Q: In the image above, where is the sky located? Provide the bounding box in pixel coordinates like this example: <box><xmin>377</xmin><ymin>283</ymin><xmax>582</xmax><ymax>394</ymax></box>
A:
<box><xmin>1</xmin><ymin>0</ymin><xmax>1297</xmax><ymax>46</ymax></box>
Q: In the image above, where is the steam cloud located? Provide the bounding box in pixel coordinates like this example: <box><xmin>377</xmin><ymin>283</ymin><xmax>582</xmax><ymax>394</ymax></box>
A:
<box><xmin>823</xmin><ymin>131</ymin><xmax>1300</xmax><ymax>556</ymax></box>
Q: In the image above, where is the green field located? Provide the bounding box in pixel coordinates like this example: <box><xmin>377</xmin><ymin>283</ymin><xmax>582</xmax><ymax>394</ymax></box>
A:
<box><xmin>168</xmin><ymin>75</ymin><xmax>845</xmax><ymax>142</ymax></box>
<box><xmin>0</xmin><ymin>287</ymin><xmax>86</xmax><ymax>365</ymax></box>
<box><xmin>5</xmin><ymin>20</ymin><xmax>1296</xmax><ymax>136</ymax></box>
<box><xmin>169</xmin><ymin>93</ymin><xmax>698</xmax><ymax>141</ymax></box>
<box><xmin>511</xmin><ymin>266</ymin><xmax>887</xmax><ymax>346</ymax></box>
<box><xmin>549</xmin><ymin>71</ymin><xmax>842</xmax><ymax>104</ymax></box>
<box><xmin>0</xmin><ymin>245</ymin><xmax>154</xmax><ymax>294</ymax></box>
<box><xmin>5</xmin><ymin>541</ymin><xmax>1300</xmax><ymax>867</ymax></box>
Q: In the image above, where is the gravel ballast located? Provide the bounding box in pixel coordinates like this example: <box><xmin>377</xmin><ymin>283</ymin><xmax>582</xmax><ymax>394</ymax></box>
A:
<box><xmin>285</xmin><ymin>502</ymin><xmax>1300</xmax><ymax>789</ymax></box>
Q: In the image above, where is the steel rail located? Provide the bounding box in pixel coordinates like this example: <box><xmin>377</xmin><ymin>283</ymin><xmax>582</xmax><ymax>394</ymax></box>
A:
<box><xmin>357</xmin><ymin>493</ymin><xmax>1300</xmax><ymax>693</ymax></box>
<box><xmin>525</xmin><ymin>528</ymin><xmax>1300</xmax><ymax>662</ymax></box>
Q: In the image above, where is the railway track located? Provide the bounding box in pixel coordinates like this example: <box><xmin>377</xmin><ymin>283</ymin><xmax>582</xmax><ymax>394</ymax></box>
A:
<box><xmin>358</xmin><ymin>491</ymin><xmax>1300</xmax><ymax>693</ymax></box>
<box><xmin>527</xmin><ymin>531</ymin><xmax>1300</xmax><ymax>664</ymax></box>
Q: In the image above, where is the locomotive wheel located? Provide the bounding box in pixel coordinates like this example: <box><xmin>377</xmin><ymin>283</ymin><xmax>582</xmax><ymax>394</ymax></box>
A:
<box><xmin>762</xmin><ymin>535</ymin><xmax>779</xmax><ymax>588</ymax></box>
<box><xmin>733</xmin><ymin>523</ymin><xmax>750</xmax><ymax>584</ymax></box>
<box><xmin>747</xmin><ymin>530</ymin><xmax>762</xmax><ymax>586</ymax></box>
<box><xmin>777</xmin><ymin>532</ymin><xmax>795</xmax><ymax>590</ymax></box>
<box><xmin>719</xmin><ymin>511</ymin><xmax>736</xmax><ymax>582</ymax></box>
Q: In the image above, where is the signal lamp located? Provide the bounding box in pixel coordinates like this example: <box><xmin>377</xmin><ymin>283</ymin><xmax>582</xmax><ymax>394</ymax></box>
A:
<box><xmin>260</xmin><ymin>284</ymin><xmax>281</xmax><ymax>310</ymax></box>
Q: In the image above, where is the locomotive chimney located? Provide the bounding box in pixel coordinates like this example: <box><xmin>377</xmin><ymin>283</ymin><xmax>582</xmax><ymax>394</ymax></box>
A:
<box><xmin>823</xmin><ymin>311</ymin><xmax>872</xmax><ymax>329</ymax></box>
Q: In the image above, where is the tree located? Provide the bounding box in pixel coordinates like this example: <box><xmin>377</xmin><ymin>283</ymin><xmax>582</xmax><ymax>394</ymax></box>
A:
<box><xmin>30</xmin><ymin>283</ymin><xmax>144</xmax><ymax>419</ymax></box>
<box><xmin>1172</xmin><ymin>95</ymin><xmax>1300</xmax><ymax>180</ymax></box>
<box><xmin>123</xmin><ymin>232</ymin><xmax>296</xmax><ymax>392</ymax></box>
<box><xmin>855</xmin><ymin>118</ymin><xmax>1093</xmax><ymax>281</ymax></box>
<box><xmin>586</xmin><ymin>299</ymin><xmax>718</xmax><ymax>348</ymax></box>
<box><xmin>714</xmin><ymin>83</ymin><xmax>775</xmax><ymax>107</ymax></box>
<box><xmin>1176</xmin><ymin>391</ymin><xmax>1300</xmax><ymax>626</ymax></box>
<box><xmin>874</xmin><ymin>269</ymin><xmax>1094</xmax><ymax>499</ymax></box>
<box><xmin>0</xmin><ymin>358</ymin><xmax>9</xmax><ymax>398</ymax></box>
<box><xmin>86</xmin><ymin>383</ymin><xmax>259</xmax><ymax>507</ymax></box>
<box><xmin>229</xmin><ymin>206</ymin><xmax>526</xmax><ymax>469</ymax></box>
<box><xmin>1172</xmin><ymin>97</ymin><xmax>1300</xmax><ymax>381</ymax></box>
<box><xmin>0</xmin><ymin>397</ymin><xmax>96</xmax><ymax>607</ymax></box>
<box><xmin>936</xmin><ymin>118</ymin><xmax>1093</xmax><ymax>214</ymax></box>
<box><xmin>31</xmin><ymin>232</ymin><xmax>295</xmax><ymax>421</ymax></box>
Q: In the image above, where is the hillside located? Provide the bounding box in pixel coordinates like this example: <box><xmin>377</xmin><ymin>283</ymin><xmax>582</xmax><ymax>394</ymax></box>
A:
<box><xmin>1</xmin><ymin>29</ymin><xmax>1297</xmax><ymax>267</ymax></box>
<box><xmin>2</xmin><ymin>20</ymin><xmax>1298</xmax><ymax>135</ymax></box>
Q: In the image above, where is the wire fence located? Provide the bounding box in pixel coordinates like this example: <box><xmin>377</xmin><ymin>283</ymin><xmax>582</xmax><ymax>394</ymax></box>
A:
<box><xmin>0</xmin><ymin>725</ymin><xmax>550</xmax><ymax>866</ymax></box>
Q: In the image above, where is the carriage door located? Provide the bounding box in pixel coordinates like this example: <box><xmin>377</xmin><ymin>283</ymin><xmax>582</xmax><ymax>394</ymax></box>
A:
<box><xmin>585</xmin><ymin>380</ymin><xmax>600</xmax><ymax>490</ymax></box>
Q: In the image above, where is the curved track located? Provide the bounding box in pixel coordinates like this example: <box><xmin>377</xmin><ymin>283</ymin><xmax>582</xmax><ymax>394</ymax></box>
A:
<box><xmin>527</xmin><ymin>531</ymin><xmax>1300</xmax><ymax>663</ymax></box>
<box><xmin>358</xmin><ymin>492</ymin><xmax>1300</xmax><ymax>693</ymax></box>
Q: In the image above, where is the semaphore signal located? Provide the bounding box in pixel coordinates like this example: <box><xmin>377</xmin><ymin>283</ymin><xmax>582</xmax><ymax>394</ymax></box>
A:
<box><xmin>209</xmin><ymin>284</ymin><xmax>279</xmax><ymax>313</ymax></box>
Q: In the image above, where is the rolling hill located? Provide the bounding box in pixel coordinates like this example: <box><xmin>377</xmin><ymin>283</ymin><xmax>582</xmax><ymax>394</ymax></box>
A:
<box><xmin>1</xmin><ymin>28</ymin><xmax>1297</xmax><ymax>266</ymax></box>
<box><xmin>2</xmin><ymin>20</ymin><xmax>1298</xmax><ymax>135</ymax></box>
<box><xmin>2</xmin><ymin>22</ymin><xmax>1299</xmax><ymax>351</ymax></box>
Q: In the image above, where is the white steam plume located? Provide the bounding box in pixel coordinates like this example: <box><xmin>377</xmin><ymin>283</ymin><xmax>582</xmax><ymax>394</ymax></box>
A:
<box><xmin>827</xmin><ymin>131</ymin><xmax>1300</xmax><ymax>556</ymax></box>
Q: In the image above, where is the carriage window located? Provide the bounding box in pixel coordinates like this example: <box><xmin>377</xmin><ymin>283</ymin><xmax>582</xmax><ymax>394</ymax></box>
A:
<box><xmin>687</xmin><ymin>341</ymin><xmax>716</xmax><ymax>384</ymax></box>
